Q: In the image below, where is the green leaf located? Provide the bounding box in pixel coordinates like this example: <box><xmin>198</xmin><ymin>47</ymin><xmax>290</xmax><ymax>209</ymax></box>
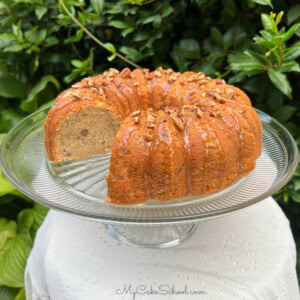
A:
<box><xmin>71</xmin><ymin>60</ymin><xmax>83</xmax><ymax>68</ymax></box>
<box><xmin>73</xmin><ymin>29</ymin><xmax>83</xmax><ymax>42</ymax></box>
<box><xmin>284</xmin><ymin>42</ymin><xmax>300</xmax><ymax>61</ymax></box>
<box><xmin>12</xmin><ymin>24</ymin><xmax>23</xmax><ymax>41</ymax></box>
<box><xmin>290</xmin><ymin>190</ymin><xmax>300</xmax><ymax>203</ymax></box>
<box><xmin>295</xmin><ymin>165</ymin><xmax>300</xmax><ymax>176</ymax></box>
<box><xmin>0</xmin><ymin>109</ymin><xmax>23</xmax><ymax>132</ymax></box>
<box><xmin>244</xmin><ymin>50</ymin><xmax>271</xmax><ymax>66</ymax></box>
<box><xmin>272</xmin><ymin>105</ymin><xmax>297</xmax><ymax>123</ymax></box>
<box><xmin>229</xmin><ymin>53</ymin><xmax>265</xmax><ymax>72</ymax></box>
<box><xmin>210</xmin><ymin>27</ymin><xmax>223</xmax><ymax>46</ymax></box>
<box><xmin>107</xmin><ymin>53</ymin><xmax>116</xmax><ymax>61</ymax></box>
<box><xmin>44</xmin><ymin>36</ymin><xmax>59</xmax><ymax>47</ymax></box>
<box><xmin>153</xmin><ymin>14</ymin><xmax>162</xmax><ymax>28</ymax></box>
<box><xmin>35</xmin><ymin>6</ymin><xmax>47</xmax><ymax>20</ymax></box>
<box><xmin>38</xmin><ymin>99</ymin><xmax>55</xmax><ymax>111</ymax></box>
<box><xmin>287</xmin><ymin>4</ymin><xmax>300</xmax><ymax>25</ymax></box>
<box><xmin>0</xmin><ymin>213</ymin><xmax>34</xmax><ymax>287</ymax></box>
<box><xmin>0</xmin><ymin>73</ymin><xmax>26</xmax><ymax>99</ymax></box>
<box><xmin>0</xmin><ymin>33</ymin><xmax>16</xmax><ymax>49</ymax></box>
<box><xmin>171</xmin><ymin>45</ymin><xmax>187</xmax><ymax>73</ymax></box>
<box><xmin>20</xmin><ymin>75</ymin><xmax>61</xmax><ymax>112</ymax></box>
<box><xmin>161</xmin><ymin>5</ymin><xmax>173</xmax><ymax>18</ymax></box>
<box><xmin>281</xmin><ymin>23</ymin><xmax>300</xmax><ymax>42</ymax></box>
<box><xmin>278</xmin><ymin>61</ymin><xmax>300</xmax><ymax>72</ymax></box>
<box><xmin>30</xmin><ymin>204</ymin><xmax>48</xmax><ymax>239</ymax></box>
<box><xmin>227</xmin><ymin>71</ymin><xmax>247</xmax><ymax>84</ymax></box>
<box><xmin>119</xmin><ymin>46</ymin><xmax>140</xmax><ymax>58</ymax></box>
<box><xmin>267</xmin><ymin>89</ymin><xmax>283</xmax><ymax>110</ymax></box>
<box><xmin>109</xmin><ymin>21</ymin><xmax>132</xmax><ymax>29</ymax></box>
<box><xmin>222</xmin><ymin>0</ymin><xmax>236</xmax><ymax>18</ymax></box>
<box><xmin>91</xmin><ymin>0</ymin><xmax>104</xmax><ymax>16</ymax></box>
<box><xmin>252</xmin><ymin>0</ymin><xmax>273</xmax><ymax>8</ymax></box>
<box><xmin>24</xmin><ymin>28</ymin><xmax>47</xmax><ymax>46</ymax></box>
<box><xmin>179</xmin><ymin>39</ymin><xmax>201</xmax><ymax>60</ymax></box>
<box><xmin>121</xmin><ymin>27</ymin><xmax>134</xmax><ymax>37</ymax></box>
<box><xmin>0</xmin><ymin>286</ymin><xmax>19</xmax><ymax>300</ymax></box>
<box><xmin>15</xmin><ymin>288</ymin><xmax>25</xmax><ymax>300</ymax></box>
<box><xmin>275</xmin><ymin>11</ymin><xmax>284</xmax><ymax>25</ymax></box>
<box><xmin>139</xmin><ymin>15</ymin><xmax>156</xmax><ymax>25</ymax></box>
<box><xmin>104</xmin><ymin>42</ymin><xmax>116</xmax><ymax>53</ymax></box>
<box><xmin>0</xmin><ymin>177</ymin><xmax>20</xmax><ymax>196</ymax></box>
<box><xmin>4</xmin><ymin>44</ymin><xmax>25</xmax><ymax>53</ymax></box>
<box><xmin>294</xmin><ymin>178</ymin><xmax>300</xmax><ymax>191</ymax></box>
<box><xmin>261</xmin><ymin>14</ymin><xmax>274</xmax><ymax>31</ymax></box>
<box><xmin>267</xmin><ymin>69</ymin><xmax>292</xmax><ymax>99</ymax></box>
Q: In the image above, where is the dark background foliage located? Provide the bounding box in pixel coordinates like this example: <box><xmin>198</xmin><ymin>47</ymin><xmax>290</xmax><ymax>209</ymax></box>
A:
<box><xmin>0</xmin><ymin>0</ymin><xmax>299</xmax><ymax>297</ymax></box>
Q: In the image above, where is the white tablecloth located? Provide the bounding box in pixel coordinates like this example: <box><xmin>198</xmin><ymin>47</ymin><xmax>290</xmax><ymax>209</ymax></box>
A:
<box><xmin>25</xmin><ymin>197</ymin><xmax>299</xmax><ymax>300</ymax></box>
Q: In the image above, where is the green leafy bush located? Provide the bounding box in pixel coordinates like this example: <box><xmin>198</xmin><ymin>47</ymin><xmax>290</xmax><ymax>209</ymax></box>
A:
<box><xmin>0</xmin><ymin>0</ymin><xmax>299</xmax><ymax>296</ymax></box>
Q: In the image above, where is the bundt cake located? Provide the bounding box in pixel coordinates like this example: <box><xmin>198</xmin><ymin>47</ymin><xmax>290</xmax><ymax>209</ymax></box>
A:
<box><xmin>44</xmin><ymin>67</ymin><xmax>262</xmax><ymax>205</ymax></box>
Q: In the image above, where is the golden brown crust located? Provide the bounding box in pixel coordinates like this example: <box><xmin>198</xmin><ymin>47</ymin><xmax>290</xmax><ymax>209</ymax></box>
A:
<box><xmin>44</xmin><ymin>67</ymin><xmax>262</xmax><ymax>205</ymax></box>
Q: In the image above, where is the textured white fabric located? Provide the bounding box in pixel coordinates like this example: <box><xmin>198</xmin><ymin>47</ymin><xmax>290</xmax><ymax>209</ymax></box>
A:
<box><xmin>25</xmin><ymin>197</ymin><xmax>299</xmax><ymax>300</ymax></box>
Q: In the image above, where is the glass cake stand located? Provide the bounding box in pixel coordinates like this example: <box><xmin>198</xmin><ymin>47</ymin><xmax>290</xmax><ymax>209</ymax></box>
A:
<box><xmin>0</xmin><ymin>108</ymin><xmax>298</xmax><ymax>248</ymax></box>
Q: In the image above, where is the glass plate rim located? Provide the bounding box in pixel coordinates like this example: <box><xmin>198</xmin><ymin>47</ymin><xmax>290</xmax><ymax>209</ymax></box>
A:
<box><xmin>0</xmin><ymin>107</ymin><xmax>298</xmax><ymax>225</ymax></box>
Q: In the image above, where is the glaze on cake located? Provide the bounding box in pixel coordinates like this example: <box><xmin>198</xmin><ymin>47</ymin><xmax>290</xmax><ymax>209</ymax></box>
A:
<box><xmin>44</xmin><ymin>67</ymin><xmax>262</xmax><ymax>205</ymax></box>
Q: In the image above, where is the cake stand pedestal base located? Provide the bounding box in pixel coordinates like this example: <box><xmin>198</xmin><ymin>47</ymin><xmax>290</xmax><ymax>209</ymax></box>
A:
<box><xmin>106</xmin><ymin>223</ymin><xmax>198</xmax><ymax>248</ymax></box>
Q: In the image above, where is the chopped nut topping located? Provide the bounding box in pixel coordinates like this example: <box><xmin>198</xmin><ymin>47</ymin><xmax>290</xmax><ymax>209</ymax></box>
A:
<box><xmin>133</xmin><ymin>82</ymin><xmax>139</xmax><ymax>86</ymax></box>
<box><xmin>131</xmin><ymin>110</ymin><xmax>141</xmax><ymax>117</ymax></box>
<box><xmin>226</xmin><ymin>88</ymin><xmax>234</xmax><ymax>99</ymax></box>
<box><xmin>147</xmin><ymin>123</ymin><xmax>155</xmax><ymax>128</ymax></box>
<box><xmin>188</xmin><ymin>90</ymin><xmax>196</xmax><ymax>95</ymax></box>
<box><xmin>154</xmin><ymin>71</ymin><xmax>162</xmax><ymax>77</ymax></box>
<box><xmin>72</xmin><ymin>92</ymin><xmax>81</xmax><ymax>100</ymax></box>
<box><xmin>134</xmin><ymin>116</ymin><xmax>139</xmax><ymax>124</ymax></box>
<box><xmin>147</xmin><ymin>114</ymin><xmax>156</xmax><ymax>123</ymax></box>
<box><xmin>63</xmin><ymin>90</ymin><xmax>73</xmax><ymax>98</ymax></box>
<box><xmin>98</xmin><ymin>88</ymin><xmax>104</xmax><ymax>96</ymax></box>
<box><xmin>164</xmin><ymin>108</ymin><xmax>176</xmax><ymax>115</ymax></box>
<box><xmin>72</xmin><ymin>83</ymin><xmax>81</xmax><ymax>88</ymax></box>
<box><xmin>86</xmin><ymin>80</ymin><xmax>93</xmax><ymax>87</ymax></box>
<box><xmin>187</xmin><ymin>75</ymin><xmax>196</xmax><ymax>82</ymax></box>
<box><xmin>199</xmin><ymin>79</ymin><xmax>208</xmax><ymax>85</ymax></box>
<box><xmin>216</xmin><ymin>79</ymin><xmax>225</xmax><ymax>85</ymax></box>
<box><xmin>121</xmin><ymin>68</ymin><xmax>131</xmax><ymax>79</ymax></box>
<box><xmin>197</xmin><ymin>73</ymin><xmax>206</xmax><ymax>80</ymax></box>
<box><xmin>170</xmin><ymin>115</ymin><xmax>184</xmax><ymax>130</ymax></box>
<box><xmin>209</xmin><ymin>111</ymin><xmax>218</xmax><ymax>117</ymax></box>
<box><xmin>197</xmin><ymin>107</ymin><xmax>203</xmax><ymax>118</ymax></box>
<box><xmin>240</xmin><ymin>110</ymin><xmax>245</xmax><ymax>114</ymax></box>
<box><xmin>168</xmin><ymin>74</ymin><xmax>179</xmax><ymax>82</ymax></box>
<box><xmin>109</xmin><ymin>68</ymin><xmax>119</xmax><ymax>75</ymax></box>
<box><xmin>145</xmin><ymin>73</ymin><xmax>153</xmax><ymax>80</ymax></box>
<box><xmin>182</xmin><ymin>105</ymin><xmax>194</xmax><ymax>110</ymax></box>
<box><xmin>201</xmin><ymin>92</ymin><xmax>207</xmax><ymax>97</ymax></box>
